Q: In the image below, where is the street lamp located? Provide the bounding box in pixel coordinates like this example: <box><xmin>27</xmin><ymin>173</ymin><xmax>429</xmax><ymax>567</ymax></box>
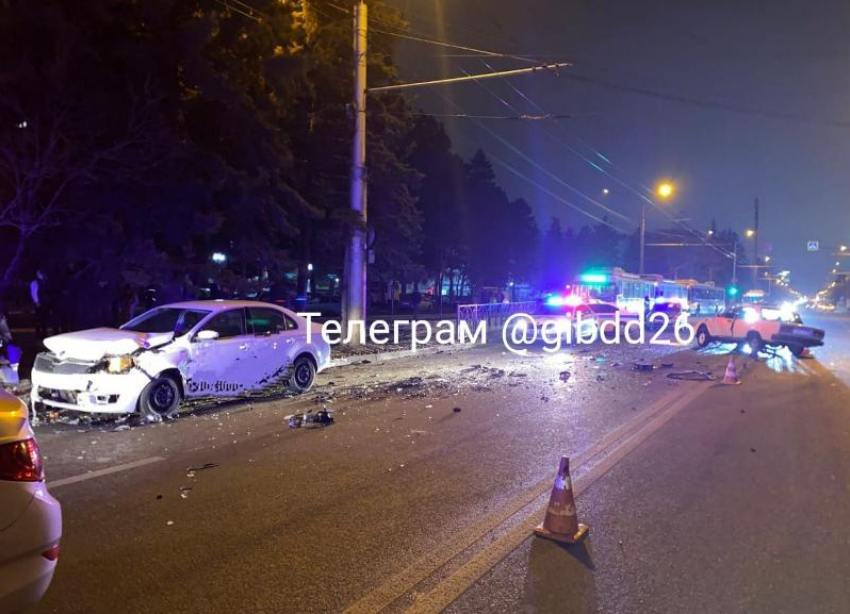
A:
<box><xmin>745</xmin><ymin>229</ymin><xmax>755</xmax><ymax>238</ymax></box>
<box><xmin>211</xmin><ymin>252</ymin><xmax>227</xmax><ymax>264</ymax></box>
<box><xmin>841</xmin><ymin>245</ymin><xmax>848</xmax><ymax>252</ymax></box>
<box><xmin>639</xmin><ymin>181</ymin><xmax>676</xmax><ymax>275</ymax></box>
<box><xmin>656</xmin><ymin>182</ymin><xmax>674</xmax><ymax>199</ymax></box>
<box><xmin>602</xmin><ymin>188</ymin><xmax>610</xmax><ymax>195</ymax></box>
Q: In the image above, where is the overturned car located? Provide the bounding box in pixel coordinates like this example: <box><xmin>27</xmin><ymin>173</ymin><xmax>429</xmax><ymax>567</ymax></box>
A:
<box><xmin>31</xmin><ymin>301</ymin><xmax>331</xmax><ymax>420</ymax></box>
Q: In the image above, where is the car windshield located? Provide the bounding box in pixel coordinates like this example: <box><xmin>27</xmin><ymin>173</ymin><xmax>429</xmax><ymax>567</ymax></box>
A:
<box><xmin>121</xmin><ymin>308</ymin><xmax>210</xmax><ymax>336</ymax></box>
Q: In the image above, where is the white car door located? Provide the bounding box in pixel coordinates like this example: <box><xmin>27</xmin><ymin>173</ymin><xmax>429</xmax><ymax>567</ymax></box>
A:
<box><xmin>185</xmin><ymin>308</ymin><xmax>258</xmax><ymax>396</ymax></box>
<box><xmin>245</xmin><ymin>307</ymin><xmax>301</xmax><ymax>389</ymax></box>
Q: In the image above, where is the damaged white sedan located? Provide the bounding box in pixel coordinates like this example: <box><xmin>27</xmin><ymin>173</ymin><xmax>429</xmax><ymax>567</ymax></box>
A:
<box><xmin>31</xmin><ymin>300</ymin><xmax>331</xmax><ymax>420</ymax></box>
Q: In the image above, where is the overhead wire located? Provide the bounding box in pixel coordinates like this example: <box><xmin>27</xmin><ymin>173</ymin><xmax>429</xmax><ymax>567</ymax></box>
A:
<box><xmin>323</xmin><ymin>1</ymin><xmax>543</xmax><ymax>65</ymax></box>
<box><xmin>471</xmin><ymin>58</ymin><xmax>736</xmax><ymax>259</ymax></box>
<box><xmin>456</xmin><ymin>68</ymin><xmax>632</xmax><ymax>224</ymax></box>
<box><xmin>411</xmin><ymin>112</ymin><xmax>575</xmax><ymax>120</ymax></box>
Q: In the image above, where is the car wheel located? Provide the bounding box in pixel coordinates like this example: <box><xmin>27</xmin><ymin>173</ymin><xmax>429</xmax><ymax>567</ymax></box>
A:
<box><xmin>288</xmin><ymin>355</ymin><xmax>316</xmax><ymax>394</ymax></box>
<box><xmin>139</xmin><ymin>375</ymin><xmax>182</xmax><ymax>421</ymax></box>
<box><xmin>696</xmin><ymin>325</ymin><xmax>712</xmax><ymax>348</ymax></box>
<box><xmin>746</xmin><ymin>332</ymin><xmax>763</xmax><ymax>356</ymax></box>
<box><xmin>789</xmin><ymin>344</ymin><xmax>806</xmax><ymax>358</ymax></box>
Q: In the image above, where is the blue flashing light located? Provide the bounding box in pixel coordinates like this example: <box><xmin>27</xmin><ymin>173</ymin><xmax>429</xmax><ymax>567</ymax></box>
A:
<box><xmin>545</xmin><ymin>295</ymin><xmax>565</xmax><ymax>307</ymax></box>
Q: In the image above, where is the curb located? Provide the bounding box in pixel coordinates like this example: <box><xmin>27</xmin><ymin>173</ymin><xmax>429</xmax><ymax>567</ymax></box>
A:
<box><xmin>327</xmin><ymin>343</ymin><xmax>475</xmax><ymax>368</ymax></box>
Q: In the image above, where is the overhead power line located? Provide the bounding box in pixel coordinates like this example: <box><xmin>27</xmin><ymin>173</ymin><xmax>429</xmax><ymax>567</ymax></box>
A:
<box><xmin>324</xmin><ymin>1</ymin><xmax>546</xmax><ymax>66</ymax></box>
<box><xmin>411</xmin><ymin>112</ymin><xmax>575</xmax><ymax>120</ymax></box>
<box><xmin>422</xmin><ymin>86</ymin><xmax>632</xmax><ymax>233</ymax></box>
<box><xmin>562</xmin><ymin>72</ymin><xmax>850</xmax><ymax>129</ymax></box>
<box><xmin>468</xmin><ymin>58</ymin><xmax>736</xmax><ymax>260</ymax></box>
<box><xmin>367</xmin><ymin>62</ymin><xmax>570</xmax><ymax>93</ymax></box>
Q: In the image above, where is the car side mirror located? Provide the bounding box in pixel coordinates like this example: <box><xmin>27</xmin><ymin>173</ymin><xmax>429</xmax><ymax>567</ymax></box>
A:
<box><xmin>196</xmin><ymin>329</ymin><xmax>220</xmax><ymax>341</ymax></box>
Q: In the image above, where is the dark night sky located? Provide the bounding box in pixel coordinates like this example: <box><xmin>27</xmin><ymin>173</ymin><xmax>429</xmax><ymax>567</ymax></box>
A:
<box><xmin>388</xmin><ymin>0</ymin><xmax>850</xmax><ymax>294</ymax></box>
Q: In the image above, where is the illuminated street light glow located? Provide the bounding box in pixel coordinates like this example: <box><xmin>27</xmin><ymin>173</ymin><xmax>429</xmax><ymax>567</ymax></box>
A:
<box><xmin>656</xmin><ymin>182</ymin><xmax>674</xmax><ymax>199</ymax></box>
<box><xmin>745</xmin><ymin>229</ymin><xmax>755</xmax><ymax>238</ymax></box>
<box><xmin>602</xmin><ymin>188</ymin><xmax>610</xmax><ymax>195</ymax></box>
<box><xmin>211</xmin><ymin>252</ymin><xmax>227</xmax><ymax>264</ymax></box>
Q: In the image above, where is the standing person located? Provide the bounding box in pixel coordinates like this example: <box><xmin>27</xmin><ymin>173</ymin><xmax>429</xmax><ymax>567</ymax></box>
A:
<box><xmin>411</xmin><ymin>288</ymin><xmax>422</xmax><ymax>315</ymax></box>
<box><xmin>30</xmin><ymin>270</ymin><xmax>50</xmax><ymax>337</ymax></box>
<box><xmin>117</xmin><ymin>284</ymin><xmax>139</xmax><ymax>324</ymax></box>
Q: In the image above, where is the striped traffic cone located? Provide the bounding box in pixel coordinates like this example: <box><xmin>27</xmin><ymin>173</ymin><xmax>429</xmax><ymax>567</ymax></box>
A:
<box><xmin>722</xmin><ymin>356</ymin><xmax>740</xmax><ymax>385</ymax></box>
<box><xmin>534</xmin><ymin>456</ymin><xmax>589</xmax><ymax>544</ymax></box>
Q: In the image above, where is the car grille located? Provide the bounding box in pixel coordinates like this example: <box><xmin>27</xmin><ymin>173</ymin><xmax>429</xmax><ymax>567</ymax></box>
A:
<box><xmin>34</xmin><ymin>352</ymin><xmax>96</xmax><ymax>375</ymax></box>
<box><xmin>38</xmin><ymin>387</ymin><xmax>80</xmax><ymax>405</ymax></box>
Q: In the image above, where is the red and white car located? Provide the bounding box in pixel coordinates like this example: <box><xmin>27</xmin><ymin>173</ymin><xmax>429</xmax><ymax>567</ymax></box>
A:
<box><xmin>693</xmin><ymin>304</ymin><xmax>825</xmax><ymax>356</ymax></box>
<box><xmin>0</xmin><ymin>390</ymin><xmax>62</xmax><ymax>613</ymax></box>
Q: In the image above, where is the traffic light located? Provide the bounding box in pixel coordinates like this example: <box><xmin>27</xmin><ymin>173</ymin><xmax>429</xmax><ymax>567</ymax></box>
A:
<box><xmin>727</xmin><ymin>285</ymin><xmax>739</xmax><ymax>297</ymax></box>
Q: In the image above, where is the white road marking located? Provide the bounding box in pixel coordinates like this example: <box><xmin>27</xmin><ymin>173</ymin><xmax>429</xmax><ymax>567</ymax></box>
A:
<box><xmin>399</xmin><ymin>383</ymin><xmax>711</xmax><ymax>614</ymax></box>
<box><xmin>49</xmin><ymin>456</ymin><xmax>166</xmax><ymax>489</ymax></box>
<box><xmin>342</xmin><ymin>385</ymin><xmax>704</xmax><ymax>614</ymax></box>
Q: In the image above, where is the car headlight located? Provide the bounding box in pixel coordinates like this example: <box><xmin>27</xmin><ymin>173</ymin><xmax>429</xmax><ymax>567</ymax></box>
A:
<box><xmin>106</xmin><ymin>355</ymin><xmax>134</xmax><ymax>374</ymax></box>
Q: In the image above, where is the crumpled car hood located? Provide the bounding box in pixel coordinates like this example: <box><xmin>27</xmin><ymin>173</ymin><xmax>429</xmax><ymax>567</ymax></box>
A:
<box><xmin>43</xmin><ymin>328</ymin><xmax>174</xmax><ymax>362</ymax></box>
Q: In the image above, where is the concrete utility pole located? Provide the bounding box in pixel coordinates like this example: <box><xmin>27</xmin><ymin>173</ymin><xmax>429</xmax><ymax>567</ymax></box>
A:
<box><xmin>732</xmin><ymin>243</ymin><xmax>738</xmax><ymax>284</ymax></box>
<box><xmin>752</xmin><ymin>197</ymin><xmax>759</xmax><ymax>289</ymax></box>
<box><xmin>343</xmin><ymin>0</ymin><xmax>368</xmax><ymax>339</ymax></box>
<box><xmin>340</xmin><ymin>2</ymin><xmax>569</xmax><ymax>334</ymax></box>
<box><xmin>639</xmin><ymin>202</ymin><xmax>647</xmax><ymax>275</ymax></box>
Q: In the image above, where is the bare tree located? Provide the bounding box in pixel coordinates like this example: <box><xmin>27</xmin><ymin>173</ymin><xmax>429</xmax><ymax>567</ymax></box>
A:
<box><xmin>0</xmin><ymin>95</ymin><xmax>159</xmax><ymax>295</ymax></box>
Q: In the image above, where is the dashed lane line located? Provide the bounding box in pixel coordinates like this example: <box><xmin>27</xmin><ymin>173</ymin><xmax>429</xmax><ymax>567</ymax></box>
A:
<box><xmin>49</xmin><ymin>456</ymin><xmax>166</xmax><ymax>489</ymax></box>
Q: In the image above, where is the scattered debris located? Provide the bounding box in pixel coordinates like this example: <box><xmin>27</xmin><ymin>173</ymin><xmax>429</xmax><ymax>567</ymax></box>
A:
<box><xmin>750</xmin><ymin>448</ymin><xmax>757</xmax><ymax>453</ymax></box>
<box><xmin>633</xmin><ymin>363</ymin><xmax>655</xmax><ymax>372</ymax></box>
<box><xmin>180</xmin><ymin>486</ymin><xmax>193</xmax><ymax>499</ymax></box>
<box><xmin>288</xmin><ymin>407</ymin><xmax>335</xmax><ymax>429</ymax></box>
<box><xmin>660</xmin><ymin>362</ymin><xmax>674</xmax><ymax>369</ymax></box>
<box><xmin>166</xmin><ymin>520</ymin><xmax>174</xmax><ymax>526</ymax></box>
<box><xmin>453</xmin><ymin>406</ymin><xmax>462</xmax><ymax>413</ymax></box>
<box><xmin>113</xmin><ymin>424</ymin><xmax>131</xmax><ymax>432</ymax></box>
<box><xmin>156</xmin><ymin>494</ymin><xmax>163</xmax><ymax>500</ymax></box>
<box><xmin>186</xmin><ymin>462</ymin><xmax>219</xmax><ymax>472</ymax></box>
<box><xmin>665</xmin><ymin>371</ymin><xmax>715</xmax><ymax>381</ymax></box>
<box><xmin>559</xmin><ymin>371</ymin><xmax>571</xmax><ymax>382</ymax></box>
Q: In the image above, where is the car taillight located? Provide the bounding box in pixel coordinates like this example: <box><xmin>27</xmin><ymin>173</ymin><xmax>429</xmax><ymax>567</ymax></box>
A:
<box><xmin>0</xmin><ymin>438</ymin><xmax>45</xmax><ymax>482</ymax></box>
<box><xmin>42</xmin><ymin>545</ymin><xmax>60</xmax><ymax>561</ymax></box>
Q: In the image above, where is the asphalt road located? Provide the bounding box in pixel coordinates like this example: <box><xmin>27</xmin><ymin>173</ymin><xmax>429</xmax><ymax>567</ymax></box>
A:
<box><xmin>28</xmin><ymin>318</ymin><xmax>850</xmax><ymax>614</ymax></box>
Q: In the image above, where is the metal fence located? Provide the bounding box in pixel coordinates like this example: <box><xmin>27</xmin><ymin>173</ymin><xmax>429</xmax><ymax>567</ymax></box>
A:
<box><xmin>456</xmin><ymin>301</ymin><xmax>538</xmax><ymax>332</ymax></box>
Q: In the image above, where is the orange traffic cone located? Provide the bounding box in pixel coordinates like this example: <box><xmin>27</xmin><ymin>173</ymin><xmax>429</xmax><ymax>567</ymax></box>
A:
<box><xmin>722</xmin><ymin>356</ymin><xmax>740</xmax><ymax>385</ymax></box>
<box><xmin>534</xmin><ymin>456</ymin><xmax>589</xmax><ymax>544</ymax></box>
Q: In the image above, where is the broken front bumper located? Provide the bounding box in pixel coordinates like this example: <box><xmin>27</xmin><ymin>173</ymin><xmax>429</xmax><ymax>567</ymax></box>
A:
<box><xmin>31</xmin><ymin>361</ymin><xmax>149</xmax><ymax>414</ymax></box>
